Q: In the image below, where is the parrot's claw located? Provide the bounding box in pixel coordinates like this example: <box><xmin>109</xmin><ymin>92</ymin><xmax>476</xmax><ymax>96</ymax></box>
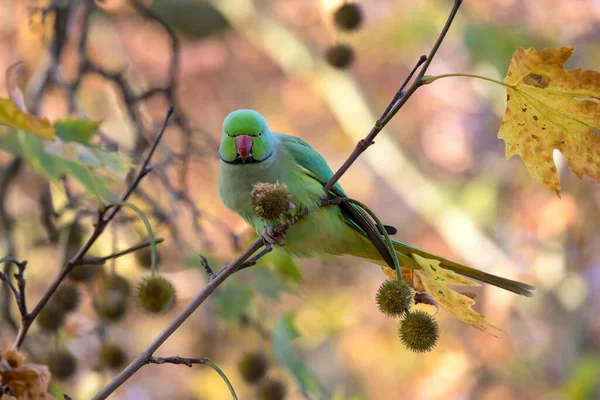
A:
<box><xmin>261</xmin><ymin>227</ymin><xmax>286</xmax><ymax>247</ymax></box>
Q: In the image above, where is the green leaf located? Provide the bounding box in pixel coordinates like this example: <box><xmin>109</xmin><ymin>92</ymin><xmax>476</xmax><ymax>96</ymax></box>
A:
<box><xmin>215</xmin><ymin>283</ymin><xmax>253</xmax><ymax>321</ymax></box>
<box><xmin>46</xmin><ymin>141</ymin><xmax>132</xmax><ymax>178</ymax></box>
<box><xmin>273</xmin><ymin>314</ymin><xmax>327</xmax><ymax>398</ymax></box>
<box><xmin>251</xmin><ymin>266</ymin><xmax>292</xmax><ymax>300</ymax></box>
<box><xmin>17</xmin><ymin>130</ymin><xmax>113</xmax><ymax>199</ymax></box>
<box><xmin>0</xmin><ymin>129</ymin><xmax>22</xmax><ymax>154</ymax></box>
<box><xmin>463</xmin><ymin>23</ymin><xmax>551</xmax><ymax>72</ymax></box>
<box><xmin>264</xmin><ymin>250</ymin><xmax>302</xmax><ymax>282</ymax></box>
<box><xmin>18</xmin><ymin>130</ymin><xmax>62</xmax><ymax>181</ymax></box>
<box><xmin>54</xmin><ymin>118</ymin><xmax>101</xmax><ymax>145</ymax></box>
<box><xmin>61</xmin><ymin>159</ymin><xmax>112</xmax><ymax>200</ymax></box>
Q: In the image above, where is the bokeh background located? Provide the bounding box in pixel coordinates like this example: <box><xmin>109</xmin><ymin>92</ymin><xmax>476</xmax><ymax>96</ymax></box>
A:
<box><xmin>1</xmin><ymin>0</ymin><xmax>600</xmax><ymax>399</ymax></box>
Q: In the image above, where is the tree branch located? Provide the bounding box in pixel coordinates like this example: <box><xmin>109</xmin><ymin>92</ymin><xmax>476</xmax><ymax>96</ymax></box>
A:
<box><xmin>146</xmin><ymin>356</ymin><xmax>209</xmax><ymax>367</ymax></box>
<box><xmin>0</xmin><ymin>158</ymin><xmax>23</xmax><ymax>333</ymax></box>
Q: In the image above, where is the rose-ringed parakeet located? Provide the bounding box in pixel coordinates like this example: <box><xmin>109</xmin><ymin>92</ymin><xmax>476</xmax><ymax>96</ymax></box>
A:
<box><xmin>218</xmin><ymin>109</ymin><xmax>535</xmax><ymax>297</ymax></box>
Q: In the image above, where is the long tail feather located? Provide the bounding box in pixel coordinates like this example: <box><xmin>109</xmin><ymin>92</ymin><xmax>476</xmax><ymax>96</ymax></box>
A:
<box><xmin>392</xmin><ymin>240</ymin><xmax>536</xmax><ymax>297</ymax></box>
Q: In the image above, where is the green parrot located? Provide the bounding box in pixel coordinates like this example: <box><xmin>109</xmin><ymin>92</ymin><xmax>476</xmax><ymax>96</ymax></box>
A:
<box><xmin>218</xmin><ymin>109</ymin><xmax>535</xmax><ymax>297</ymax></box>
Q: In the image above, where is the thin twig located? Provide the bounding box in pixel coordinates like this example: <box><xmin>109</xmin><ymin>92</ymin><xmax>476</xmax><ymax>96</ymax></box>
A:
<box><xmin>94</xmin><ymin>238</ymin><xmax>165</xmax><ymax>262</ymax></box>
<box><xmin>146</xmin><ymin>356</ymin><xmax>208</xmax><ymax>367</ymax></box>
<box><xmin>198</xmin><ymin>256</ymin><xmax>215</xmax><ymax>280</ymax></box>
<box><xmin>146</xmin><ymin>356</ymin><xmax>238</xmax><ymax>399</ymax></box>
<box><xmin>0</xmin><ymin>158</ymin><xmax>22</xmax><ymax>332</ymax></box>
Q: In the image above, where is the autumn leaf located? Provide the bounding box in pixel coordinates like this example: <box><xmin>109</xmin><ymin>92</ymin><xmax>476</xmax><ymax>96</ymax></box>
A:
<box><xmin>0</xmin><ymin>348</ymin><xmax>55</xmax><ymax>400</ymax></box>
<box><xmin>411</xmin><ymin>254</ymin><xmax>500</xmax><ymax>334</ymax></box>
<box><xmin>499</xmin><ymin>46</ymin><xmax>600</xmax><ymax>195</ymax></box>
<box><xmin>0</xmin><ymin>98</ymin><xmax>55</xmax><ymax>140</ymax></box>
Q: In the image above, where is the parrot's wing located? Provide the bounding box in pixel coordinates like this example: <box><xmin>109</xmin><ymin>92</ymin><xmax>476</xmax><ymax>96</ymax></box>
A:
<box><xmin>278</xmin><ymin>133</ymin><xmax>397</xmax><ymax>268</ymax></box>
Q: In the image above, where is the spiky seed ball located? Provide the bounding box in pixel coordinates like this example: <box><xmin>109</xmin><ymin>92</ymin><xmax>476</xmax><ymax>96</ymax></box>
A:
<box><xmin>135</xmin><ymin>247</ymin><xmax>159</xmax><ymax>270</ymax></box>
<box><xmin>100</xmin><ymin>275</ymin><xmax>131</xmax><ymax>297</ymax></box>
<box><xmin>333</xmin><ymin>3</ymin><xmax>363</xmax><ymax>31</ymax></box>
<box><xmin>238</xmin><ymin>352</ymin><xmax>268</xmax><ymax>384</ymax></box>
<box><xmin>99</xmin><ymin>344</ymin><xmax>127</xmax><ymax>369</ymax></box>
<box><xmin>136</xmin><ymin>275</ymin><xmax>176</xmax><ymax>315</ymax></box>
<box><xmin>37</xmin><ymin>303</ymin><xmax>66</xmax><ymax>331</ymax></box>
<box><xmin>398</xmin><ymin>310</ymin><xmax>439</xmax><ymax>353</ymax></box>
<box><xmin>252</xmin><ymin>182</ymin><xmax>293</xmax><ymax>222</ymax></box>
<box><xmin>325</xmin><ymin>44</ymin><xmax>354</xmax><ymax>69</ymax></box>
<box><xmin>376</xmin><ymin>279</ymin><xmax>413</xmax><ymax>317</ymax></box>
<box><xmin>97</xmin><ymin>291</ymin><xmax>128</xmax><ymax>322</ymax></box>
<box><xmin>257</xmin><ymin>378</ymin><xmax>286</xmax><ymax>400</ymax></box>
<box><xmin>68</xmin><ymin>263</ymin><xmax>100</xmax><ymax>282</ymax></box>
<box><xmin>53</xmin><ymin>283</ymin><xmax>80</xmax><ymax>312</ymax></box>
<box><xmin>46</xmin><ymin>350</ymin><xmax>77</xmax><ymax>380</ymax></box>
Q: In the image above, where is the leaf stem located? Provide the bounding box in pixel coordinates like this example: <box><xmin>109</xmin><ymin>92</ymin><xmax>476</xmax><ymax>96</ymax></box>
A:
<box><xmin>203</xmin><ymin>359</ymin><xmax>239</xmax><ymax>400</ymax></box>
<box><xmin>421</xmin><ymin>73</ymin><xmax>513</xmax><ymax>89</ymax></box>
<box><xmin>107</xmin><ymin>201</ymin><xmax>157</xmax><ymax>275</ymax></box>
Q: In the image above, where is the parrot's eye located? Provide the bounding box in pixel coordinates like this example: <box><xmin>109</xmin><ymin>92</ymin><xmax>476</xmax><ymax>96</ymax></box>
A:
<box><xmin>259</xmin><ymin>131</ymin><xmax>262</xmax><ymax>137</ymax></box>
<box><xmin>227</xmin><ymin>132</ymin><xmax>231</xmax><ymax>138</ymax></box>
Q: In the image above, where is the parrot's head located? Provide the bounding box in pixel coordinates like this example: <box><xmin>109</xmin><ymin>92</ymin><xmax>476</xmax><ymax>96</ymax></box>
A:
<box><xmin>220</xmin><ymin>109</ymin><xmax>273</xmax><ymax>163</ymax></box>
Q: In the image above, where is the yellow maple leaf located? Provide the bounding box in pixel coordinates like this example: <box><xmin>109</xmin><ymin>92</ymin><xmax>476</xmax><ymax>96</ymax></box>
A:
<box><xmin>0</xmin><ymin>98</ymin><xmax>55</xmax><ymax>140</ymax></box>
<box><xmin>411</xmin><ymin>254</ymin><xmax>500</xmax><ymax>334</ymax></box>
<box><xmin>499</xmin><ymin>46</ymin><xmax>600</xmax><ymax>195</ymax></box>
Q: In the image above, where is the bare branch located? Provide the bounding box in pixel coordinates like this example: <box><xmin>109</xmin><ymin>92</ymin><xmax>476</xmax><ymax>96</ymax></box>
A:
<box><xmin>93</xmin><ymin>237</ymin><xmax>165</xmax><ymax>263</ymax></box>
<box><xmin>0</xmin><ymin>259</ymin><xmax>28</xmax><ymax>320</ymax></box>
<box><xmin>0</xmin><ymin>158</ymin><xmax>23</xmax><ymax>332</ymax></box>
<box><xmin>146</xmin><ymin>356</ymin><xmax>208</xmax><ymax>367</ymax></box>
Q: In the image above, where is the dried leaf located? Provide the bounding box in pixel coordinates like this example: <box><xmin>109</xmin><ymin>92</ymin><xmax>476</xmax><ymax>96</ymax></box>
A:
<box><xmin>5</xmin><ymin>62</ymin><xmax>27</xmax><ymax>113</ymax></box>
<box><xmin>1</xmin><ymin>364</ymin><xmax>55</xmax><ymax>400</ymax></box>
<box><xmin>411</xmin><ymin>254</ymin><xmax>500</xmax><ymax>334</ymax></box>
<box><xmin>499</xmin><ymin>46</ymin><xmax>600</xmax><ymax>195</ymax></box>
<box><xmin>0</xmin><ymin>99</ymin><xmax>55</xmax><ymax>140</ymax></box>
<box><xmin>2</xmin><ymin>348</ymin><xmax>26</xmax><ymax>369</ymax></box>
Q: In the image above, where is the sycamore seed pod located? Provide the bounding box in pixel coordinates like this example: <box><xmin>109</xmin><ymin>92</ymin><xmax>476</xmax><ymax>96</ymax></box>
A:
<box><xmin>135</xmin><ymin>247</ymin><xmax>159</xmax><ymax>270</ymax></box>
<box><xmin>376</xmin><ymin>279</ymin><xmax>413</xmax><ymax>317</ymax></box>
<box><xmin>257</xmin><ymin>378</ymin><xmax>287</xmax><ymax>400</ymax></box>
<box><xmin>252</xmin><ymin>181</ymin><xmax>294</xmax><ymax>222</ymax></box>
<box><xmin>398</xmin><ymin>310</ymin><xmax>439</xmax><ymax>353</ymax></box>
<box><xmin>37</xmin><ymin>303</ymin><xmax>66</xmax><ymax>332</ymax></box>
<box><xmin>46</xmin><ymin>350</ymin><xmax>77</xmax><ymax>380</ymax></box>
<box><xmin>100</xmin><ymin>275</ymin><xmax>131</xmax><ymax>297</ymax></box>
<box><xmin>96</xmin><ymin>291</ymin><xmax>128</xmax><ymax>323</ymax></box>
<box><xmin>99</xmin><ymin>343</ymin><xmax>127</xmax><ymax>370</ymax></box>
<box><xmin>325</xmin><ymin>44</ymin><xmax>354</xmax><ymax>69</ymax></box>
<box><xmin>136</xmin><ymin>275</ymin><xmax>177</xmax><ymax>315</ymax></box>
<box><xmin>53</xmin><ymin>283</ymin><xmax>80</xmax><ymax>313</ymax></box>
<box><xmin>238</xmin><ymin>352</ymin><xmax>269</xmax><ymax>384</ymax></box>
<box><xmin>333</xmin><ymin>3</ymin><xmax>363</xmax><ymax>31</ymax></box>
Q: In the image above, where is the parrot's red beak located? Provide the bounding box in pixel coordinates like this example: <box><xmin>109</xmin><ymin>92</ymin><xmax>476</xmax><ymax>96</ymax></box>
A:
<box><xmin>235</xmin><ymin>135</ymin><xmax>253</xmax><ymax>161</ymax></box>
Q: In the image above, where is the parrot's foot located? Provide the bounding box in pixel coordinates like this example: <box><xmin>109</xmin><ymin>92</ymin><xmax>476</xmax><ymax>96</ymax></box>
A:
<box><xmin>261</xmin><ymin>227</ymin><xmax>286</xmax><ymax>247</ymax></box>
